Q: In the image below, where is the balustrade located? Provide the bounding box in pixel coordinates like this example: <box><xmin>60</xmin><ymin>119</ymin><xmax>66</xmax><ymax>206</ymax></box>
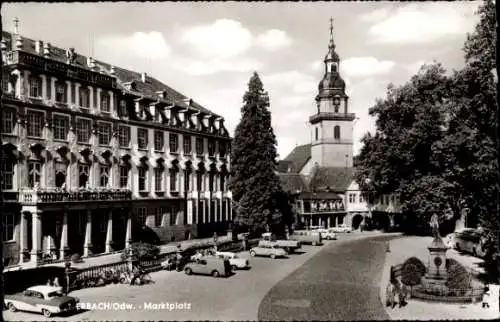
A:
<box><xmin>19</xmin><ymin>188</ymin><xmax>132</xmax><ymax>203</ymax></box>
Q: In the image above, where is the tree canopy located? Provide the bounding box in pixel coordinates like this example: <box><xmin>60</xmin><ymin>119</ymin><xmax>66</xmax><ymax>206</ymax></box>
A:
<box><xmin>229</xmin><ymin>72</ymin><xmax>293</xmax><ymax>236</ymax></box>
<box><xmin>355</xmin><ymin>0</ymin><xmax>497</xmax><ymax>236</ymax></box>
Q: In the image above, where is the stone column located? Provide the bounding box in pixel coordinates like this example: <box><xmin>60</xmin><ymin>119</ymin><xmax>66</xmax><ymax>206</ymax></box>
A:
<box><xmin>75</xmin><ymin>83</ymin><xmax>81</xmax><ymax>106</ymax></box>
<box><xmin>83</xmin><ymin>210</ymin><xmax>93</xmax><ymax>257</ymax></box>
<box><xmin>19</xmin><ymin>212</ymin><xmax>28</xmax><ymax>263</ymax></box>
<box><xmin>30</xmin><ymin>210</ymin><xmax>43</xmax><ymax>264</ymax></box>
<box><xmin>389</xmin><ymin>214</ymin><xmax>395</xmax><ymax>228</ymax></box>
<box><xmin>13</xmin><ymin>70</ymin><xmax>22</xmax><ymax>97</ymax></box>
<box><xmin>59</xmin><ymin>212</ymin><xmax>69</xmax><ymax>259</ymax></box>
<box><xmin>50</xmin><ymin>77</ymin><xmax>56</xmax><ymax>101</ymax></box>
<box><xmin>96</xmin><ymin>88</ymin><xmax>102</xmax><ymax>112</ymax></box>
<box><xmin>88</xmin><ymin>85</ymin><xmax>94</xmax><ymax>110</ymax></box>
<box><xmin>125</xmin><ymin>212</ymin><xmax>132</xmax><ymax>249</ymax></box>
<box><xmin>335</xmin><ymin>216</ymin><xmax>339</xmax><ymax>227</ymax></box>
<box><xmin>65</xmin><ymin>80</ymin><xmax>72</xmax><ymax>104</ymax></box>
<box><xmin>187</xmin><ymin>200</ymin><xmax>193</xmax><ymax>225</ymax></box>
<box><xmin>23</xmin><ymin>70</ymin><xmax>30</xmax><ymax>98</ymax></box>
<box><xmin>109</xmin><ymin>91</ymin><xmax>116</xmax><ymax>117</ymax></box>
<box><xmin>40</xmin><ymin>74</ymin><xmax>47</xmax><ymax>100</ymax></box>
<box><xmin>201</xmin><ymin>200</ymin><xmax>206</xmax><ymax>224</ymax></box>
<box><xmin>105</xmin><ymin>210</ymin><xmax>114</xmax><ymax>253</ymax></box>
<box><xmin>327</xmin><ymin>216</ymin><xmax>331</xmax><ymax>228</ymax></box>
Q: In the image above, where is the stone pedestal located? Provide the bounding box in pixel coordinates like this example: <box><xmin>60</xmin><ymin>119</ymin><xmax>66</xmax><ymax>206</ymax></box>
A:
<box><xmin>424</xmin><ymin>236</ymin><xmax>448</xmax><ymax>287</ymax></box>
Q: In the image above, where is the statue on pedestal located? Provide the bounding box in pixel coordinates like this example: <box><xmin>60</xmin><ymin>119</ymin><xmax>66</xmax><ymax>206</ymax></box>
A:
<box><xmin>430</xmin><ymin>213</ymin><xmax>440</xmax><ymax>239</ymax></box>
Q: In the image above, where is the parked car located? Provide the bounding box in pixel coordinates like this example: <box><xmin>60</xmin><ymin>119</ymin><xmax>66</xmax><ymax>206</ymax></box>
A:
<box><xmin>249</xmin><ymin>245</ymin><xmax>287</xmax><ymax>259</ymax></box>
<box><xmin>330</xmin><ymin>225</ymin><xmax>352</xmax><ymax>233</ymax></box>
<box><xmin>184</xmin><ymin>257</ymin><xmax>231</xmax><ymax>278</ymax></box>
<box><xmin>316</xmin><ymin>228</ymin><xmax>337</xmax><ymax>240</ymax></box>
<box><xmin>4</xmin><ymin>285</ymin><xmax>79</xmax><ymax>318</ymax></box>
<box><xmin>258</xmin><ymin>233</ymin><xmax>301</xmax><ymax>253</ymax></box>
<box><xmin>453</xmin><ymin>228</ymin><xmax>487</xmax><ymax>258</ymax></box>
<box><xmin>290</xmin><ymin>230</ymin><xmax>322</xmax><ymax>246</ymax></box>
<box><xmin>215</xmin><ymin>251</ymin><xmax>250</xmax><ymax>270</ymax></box>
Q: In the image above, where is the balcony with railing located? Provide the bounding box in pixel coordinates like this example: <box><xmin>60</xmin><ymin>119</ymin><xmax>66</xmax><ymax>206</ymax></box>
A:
<box><xmin>18</xmin><ymin>187</ymin><xmax>132</xmax><ymax>204</ymax></box>
<box><xmin>309</xmin><ymin>112</ymin><xmax>356</xmax><ymax>123</ymax></box>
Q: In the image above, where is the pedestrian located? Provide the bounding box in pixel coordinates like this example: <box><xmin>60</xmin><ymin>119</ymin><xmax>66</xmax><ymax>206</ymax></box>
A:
<box><xmin>53</xmin><ymin>277</ymin><xmax>60</xmax><ymax>288</ymax></box>
<box><xmin>46</xmin><ymin>278</ymin><xmax>53</xmax><ymax>286</ymax></box>
<box><xmin>482</xmin><ymin>284</ymin><xmax>490</xmax><ymax>308</ymax></box>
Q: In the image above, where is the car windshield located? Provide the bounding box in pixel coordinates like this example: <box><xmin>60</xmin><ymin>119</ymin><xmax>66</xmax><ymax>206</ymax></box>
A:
<box><xmin>232</xmin><ymin>254</ymin><xmax>238</xmax><ymax>258</ymax></box>
<box><xmin>47</xmin><ymin>291</ymin><xmax>63</xmax><ymax>298</ymax></box>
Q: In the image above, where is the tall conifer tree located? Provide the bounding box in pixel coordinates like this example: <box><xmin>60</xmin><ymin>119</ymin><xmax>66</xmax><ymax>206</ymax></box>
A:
<box><xmin>229</xmin><ymin>72</ymin><xmax>293</xmax><ymax>236</ymax></box>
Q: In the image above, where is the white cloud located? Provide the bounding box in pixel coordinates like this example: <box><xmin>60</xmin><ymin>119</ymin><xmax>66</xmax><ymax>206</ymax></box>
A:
<box><xmin>255</xmin><ymin>29</ymin><xmax>293</xmax><ymax>51</ymax></box>
<box><xmin>311</xmin><ymin>60</ymin><xmax>323</xmax><ymax>71</ymax></box>
<box><xmin>179</xmin><ymin>58</ymin><xmax>263</xmax><ymax>76</ymax></box>
<box><xmin>404</xmin><ymin>60</ymin><xmax>431</xmax><ymax>75</ymax></box>
<box><xmin>367</xmin><ymin>3</ymin><xmax>479</xmax><ymax>44</ymax></box>
<box><xmin>341</xmin><ymin>57</ymin><xmax>395</xmax><ymax>77</ymax></box>
<box><xmin>359</xmin><ymin>8</ymin><xmax>390</xmax><ymax>22</ymax></box>
<box><xmin>181</xmin><ymin>19</ymin><xmax>253</xmax><ymax>58</ymax></box>
<box><xmin>98</xmin><ymin>31</ymin><xmax>171</xmax><ymax>59</ymax></box>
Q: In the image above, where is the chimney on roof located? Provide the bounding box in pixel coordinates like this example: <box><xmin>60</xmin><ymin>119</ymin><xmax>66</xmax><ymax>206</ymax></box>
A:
<box><xmin>43</xmin><ymin>42</ymin><xmax>50</xmax><ymax>58</ymax></box>
<box><xmin>141</xmin><ymin>72</ymin><xmax>147</xmax><ymax>83</ymax></box>
<box><xmin>35</xmin><ymin>40</ymin><xmax>43</xmax><ymax>55</ymax></box>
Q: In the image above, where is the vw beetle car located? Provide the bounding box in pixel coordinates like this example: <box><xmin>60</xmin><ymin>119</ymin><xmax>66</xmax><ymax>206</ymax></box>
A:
<box><xmin>249</xmin><ymin>245</ymin><xmax>287</xmax><ymax>259</ymax></box>
<box><xmin>4</xmin><ymin>285</ymin><xmax>79</xmax><ymax>318</ymax></box>
<box><xmin>215</xmin><ymin>251</ymin><xmax>250</xmax><ymax>270</ymax></box>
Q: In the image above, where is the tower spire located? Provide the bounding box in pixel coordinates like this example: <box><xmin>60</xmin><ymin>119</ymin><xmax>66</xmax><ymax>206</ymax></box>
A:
<box><xmin>13</xmin><ymin>17</ymin><xmax>19</xmax><ymax>34</ymax></box>
<box><xmin>329</xmin><ymin>17</ymin><xmax>335</xmax><ymax>49</ymax></box>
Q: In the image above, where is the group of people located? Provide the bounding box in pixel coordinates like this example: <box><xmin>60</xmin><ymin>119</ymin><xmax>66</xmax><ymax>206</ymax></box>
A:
<box><xmin>46</xmin><ymin>277</ymin><xmax>61</xmax><ymax>288</ymax></box>
<box><xmin>386</xmin><ymin>279</ymin><xmax>409</xmax><ymax>309</ymax></box>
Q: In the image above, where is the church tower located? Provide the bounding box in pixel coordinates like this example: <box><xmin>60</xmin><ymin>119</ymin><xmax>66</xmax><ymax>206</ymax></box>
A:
<box><xmin>310</xmin><ymin>19</ymin><xmax>355</xmax><ymax>168</ymax></box>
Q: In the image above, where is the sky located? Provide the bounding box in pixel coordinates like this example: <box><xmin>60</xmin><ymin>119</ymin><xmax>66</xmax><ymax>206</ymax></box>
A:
<box><xmin>2</xmin><ymin>1</ymin><xmax>482</xmax><ymax>159</ymax></box>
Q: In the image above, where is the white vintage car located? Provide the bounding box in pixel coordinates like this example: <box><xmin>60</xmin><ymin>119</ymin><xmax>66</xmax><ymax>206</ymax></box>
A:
<box><xmin>4</xmin><ymin>285</ymin><xmax>79</xmax><ymax>318</ymax></box>
<box><xmin>331</xmin><ymin>225</ymin><xmax>352</xmax><ymax>233</ymax></box>
<box><xmin>215</xmin><ymin>251</ymin><xmax>250</xmax><ymax>270</ymax></box>
<box><xmin>316</xmin><ymin>228</ymin><xmax>338</xmax><ymax>240</ymax></box>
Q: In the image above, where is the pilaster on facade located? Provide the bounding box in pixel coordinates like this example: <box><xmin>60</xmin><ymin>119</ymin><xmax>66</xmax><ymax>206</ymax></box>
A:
<box><xmin>60</xmin><ymin>212</ymin><xmax>69</xmax><ymax>259</ymax></box>
<box><xmin>22</xmin><ymin>70</ymin><xmax>30</xmax><ymax>100</ymax></box>
<box><xmin>83</xmin><ymin>210</ymin><xmax>93</xmax><ymax>257</ymax></box>
<box><xmin>40</xmin><ymin>74</ymin><xmax>47</xmax><ymax>101</ymax></box>
<box><xmin>50</xmin><ymin>76</ymin><xmax>57</xmax><ymax>102</ymax></box>
<box><xmin>30</xmin><ymin>209</ymin><xmax>43</xmax><ymax>264</ymax></box>
<box><xmin>65</xmin><ymin>80</ymin><xmax>72</xmax><ymax>106</ymax></box>
<box><xmin>19</xmin><ymin>212</ymin><xmax>29</xmax><ymax>263</ymax></box>
<box><xmin>96</xmin><ymin>88</ymin><xmax>102</xmax><ymax>113</ymax></box>
<box><xmin>75</xmin><ymin>82</ymin><xmax>81</xmax><ymax>106</ymax></box>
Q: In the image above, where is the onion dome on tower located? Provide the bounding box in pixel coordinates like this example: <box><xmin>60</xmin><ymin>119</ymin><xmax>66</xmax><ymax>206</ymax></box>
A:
<box><xmin>317</xmin><ymin>18</ymin><xmax>346</xmax><ymax>100</ymax></box>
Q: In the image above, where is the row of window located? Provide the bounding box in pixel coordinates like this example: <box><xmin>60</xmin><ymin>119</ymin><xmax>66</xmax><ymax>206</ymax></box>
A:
<box><xmin>2</xmin><ymin>109</ymin><xmax>227</xmax><ymax>156</ymax></box>
<box><xmin>2</xmin><ymin>73</ymin><xmax>225</xmax><ymax>135</ymax></box>
<box><xmin>348</xmin><ymin>193</ymin><xmax>365</xmax><ymax>204</ymax></box>
<box><xmin>1</xmin><ymin>159</ymin><xmax>228</xmax><ymax>192</ymax></box>
<box><xmin>346</xmin><ymin>193</ymin><xmax>399</xmax><ymax>205</ymax></box>
<box><xmin>314</xmin><ymin>125</ymin><xmax>341</xmax><ymax>141</ymax></box>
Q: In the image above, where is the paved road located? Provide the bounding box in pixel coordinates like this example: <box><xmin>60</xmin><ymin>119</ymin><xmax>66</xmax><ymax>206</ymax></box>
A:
<box><xmin>258</xmin><ymin>235</ymin><xmax>394</xmax><ymax>321</ymax></box>
<box><xmin>4</xmin><ymin>232</ymin><xmax>392</xmax><ymax>321</ymax></box>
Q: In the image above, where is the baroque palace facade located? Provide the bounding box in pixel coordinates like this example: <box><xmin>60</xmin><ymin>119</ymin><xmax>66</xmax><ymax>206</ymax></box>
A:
<box><xmin>1</xmin><ymin>30</ymin><xmax>232</xmax><ymax>267</ymax></box>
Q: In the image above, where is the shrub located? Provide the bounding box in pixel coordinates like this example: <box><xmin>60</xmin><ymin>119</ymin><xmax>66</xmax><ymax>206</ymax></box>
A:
<box><xmin>446</xmin><ymin>258</ymin><xmax>472</xmax><ymax>289</ymax></box>
<box><xmin>71</xmin><ymin>253</ymin><xmax>83</xmax><ymax>263</ymax></box>
<box><xmin>120</xmin><ymin>242</ymin><xmax>160</xmax><ymax>261</ymax></box>
<box><xmin>401</xmin><ymin>257</ymin><xmax>426</xmax><ymax>287</ymax></box>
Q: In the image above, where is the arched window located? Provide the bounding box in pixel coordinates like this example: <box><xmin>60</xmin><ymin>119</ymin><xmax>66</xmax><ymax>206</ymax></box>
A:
<box><xmin>55</xmin><ymin>162</ymin><xmax>67</xmax><ymax>188</ymax></box>
<box><xmin>334</xmin><ymin>125</ymin><xmax>341</xmax><ymax>139</ymax></box>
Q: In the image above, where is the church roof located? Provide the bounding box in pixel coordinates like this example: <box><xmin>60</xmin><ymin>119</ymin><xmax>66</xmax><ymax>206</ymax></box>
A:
<box><xmin>279</xmin><ymin>144</ymin><xmax>311</xmax><ymax>173</ymax></box>
<box><xmin>278</xmin><ymin>173</ymin><xmax>308</xmax><ymax>193</ymax></box>
<box><xmin>309</xmin><ymin>167</ymin><xmax>355</xmax><ymax>192</ymax></box>
<box><xmin>2</xmin><ymin>31</ymin><xmax>218</xmax><ymax>117</ymax></box>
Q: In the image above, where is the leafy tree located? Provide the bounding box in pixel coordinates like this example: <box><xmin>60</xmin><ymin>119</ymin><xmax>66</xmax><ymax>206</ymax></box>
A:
<box><xmin>401</xmin><ymin>256</ymin><xmax>427</xmax><ymax>293</ymax></box>
<box><xmin>229</xmin><ymin>72</ymin><xmax>293</xmax><ymax>236</ymax></box>
<box><xmin>355</xmin><ymin>63</ymin><xmax>454</xmax><ymax>229</ymax></box>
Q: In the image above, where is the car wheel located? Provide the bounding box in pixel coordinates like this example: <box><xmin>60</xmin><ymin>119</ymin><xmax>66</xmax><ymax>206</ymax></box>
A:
<box><xmin>231</xmin><ymin>265</ymin><xmax>238</xmax><ymax>271</ymax></box>
<box><xmin>212</xmin><ymin>270</ymin><xmax>220</xmax><ymax>278</ymax></box>
<box><xmin>42</xmin><ymin>309</ymin><xmax>52</xmax><ymax>318</ymax></box>
<box><xmin>7</xmin><ymin>302</ymin><xmax>17</xmax><ymax>312</ymax></box>
<box><xmin>270</xmin><ymin>254</ymin><xmax>276</xmax><ymax>259</ymax></box>
<box><xmin>250</xmin><ymin>251</ymin><xmax>256</xmax><ymax>257</ymax></box>
<box><xmin>185</xmin><ymin>267</ymin><xmax>192</xmax><ymax>275</ymax></box>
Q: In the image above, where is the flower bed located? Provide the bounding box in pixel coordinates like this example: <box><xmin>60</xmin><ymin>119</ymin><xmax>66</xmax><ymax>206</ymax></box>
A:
<box><xmin>411</xmin><ymin>285</ymin><xmax>484</xmax><ymax>303</ymax></box>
